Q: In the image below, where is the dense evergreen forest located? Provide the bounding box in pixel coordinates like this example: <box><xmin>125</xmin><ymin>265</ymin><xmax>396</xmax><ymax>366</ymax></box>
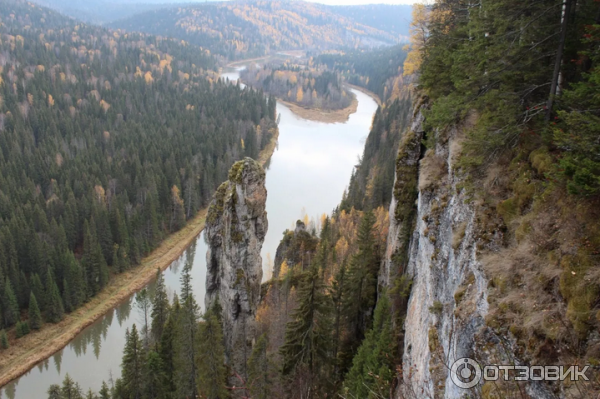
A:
<box><xmin>0</xmin><ymin>0</ymin><xmax>276</xmax><ymax>337</ymax></box>
<box><xmin>109</xmin><ymin>1</ymin><xmax>405</xmax><ymax>60</ymax></box>
<box><xmin>341</xmin><ymin>96</ymin><xmax>413</xmax><ymax>211</ymax></box>
<box><xmin>240</xmin><ymin>64</ymin><xmax>353</xmax><ymax>110</ymax></box>
<box><xmin>316</xmin><ymin>45</ymin><xmax>409</xmax><ymax>101</ymax></box>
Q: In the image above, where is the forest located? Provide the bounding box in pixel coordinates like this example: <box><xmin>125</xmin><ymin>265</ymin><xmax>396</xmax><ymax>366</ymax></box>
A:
<box><xmin>109</xmin><ymin>1</ymin><xmax>404</xmax><ymax>60</ymax></box>
<box><xmin>316</xmin><ymin>45</ymin><xmax>409</xmax><ymax>102</ymax></box>
<box><xmin>35</xmin><ymin>32</ymin><xmax>418</xmax><ymax>399</ymax></box>
<box><xmin>41</xmin><ymin>207</ymin><xmax>400</xmax><ymax>399</ymax></box>
<box><xmin>240</xmin><ymin>64</ymin><xmax>353</xmax><ymax>111</ymax></box>
<box><xmin>0</xmin><ymin>0</ymin><xmax>276</xmax><ymax>340</ymax></box>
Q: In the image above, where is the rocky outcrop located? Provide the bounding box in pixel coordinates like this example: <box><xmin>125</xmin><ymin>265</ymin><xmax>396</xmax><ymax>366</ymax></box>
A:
<box><xmin>386</xmin><ymin>107</ymin><xmax>556</xmax><ymax>398</ymax></box>
<box><xmin>205</xmin><ymin>157</ymin><xmax>268</xmax><ymax>382</ymax></box>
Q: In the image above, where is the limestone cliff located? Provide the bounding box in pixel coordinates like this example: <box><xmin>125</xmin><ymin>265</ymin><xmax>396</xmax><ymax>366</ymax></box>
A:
<box><xmin>205</xmin><ymin>157</ymin><xmax>268</xmax><ymax>382</ymax></box>
<box><xmin>385</xmin><ymin>106</ymin><xmax>563</xmax><ymax>398</ymax></box>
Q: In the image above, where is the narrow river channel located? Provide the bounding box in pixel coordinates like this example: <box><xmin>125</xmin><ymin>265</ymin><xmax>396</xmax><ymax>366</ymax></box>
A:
<box><xmin>0</xmin><ymin>67</ymin><xmax>378</xmax><ymax>399</ymax></box>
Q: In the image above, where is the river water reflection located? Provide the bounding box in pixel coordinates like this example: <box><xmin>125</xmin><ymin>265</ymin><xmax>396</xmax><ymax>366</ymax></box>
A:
<box><xmin>0</xmin><ymin>68</ymin><xmax>377</xmax><ymax>398</ymax></box>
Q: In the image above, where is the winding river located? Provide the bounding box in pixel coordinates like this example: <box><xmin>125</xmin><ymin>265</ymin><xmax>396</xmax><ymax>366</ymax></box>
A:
<box><xmin>0</xmin><ymin>68</ymin><xmax>378</xmax><ymax>399</ymax></box>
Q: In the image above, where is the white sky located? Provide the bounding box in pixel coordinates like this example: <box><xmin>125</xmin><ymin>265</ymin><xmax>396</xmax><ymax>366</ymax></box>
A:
<box><xmin>306</xmin><ymin>0</ymin><xmax>415</xmax><ymax>4</ymax></box>
<box><xmin>309</xmin><ymin>0</ymin><xmax>415</xmax><ymax>4</ymax></box>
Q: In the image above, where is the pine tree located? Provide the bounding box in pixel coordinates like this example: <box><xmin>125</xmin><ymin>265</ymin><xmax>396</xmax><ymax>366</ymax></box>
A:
<box><xmin>159</xmin><ymin>308</ymin><xmax>177</xmax><ymax>396</ymax></box>
<box><xmin>135</xmin><ymin>288</ymin><xmax>152</xmax><ymax>347</ymax></box>
<box><xmin>151</xmin><ymin>269</ymin><xmax>169</xmax><ymax>346</ymax></box>
<box><xmin>0</xmin><ymin>329</ymin><xmax>8</xmax><ymax>349</ymax></box>
<box><xmin>197</xmin><ymin>308</ymin><xmax>228</xmax><ymax>399</ymax></box>
<box><xmin>343</xmin><ymin>293</ymin><xmax>395</xmax><ymax>399</ymax></box>
<box><xmin>45</xmin><ymin>272</ymin><xmax>64</xmax><ymax>323</ymax></box>
<box><xmin>47</xmin><ymin>384</ymin><xmax>62</xmax><ymax>399</ymax></box>
<box><xmin>16</xmin><ymin>320</ymin><xmax>30</xmax><ymax>338</ymax></box>
<box><xmin>2</xmin><ymin>279</ymin><xmax>19</xmax><ymax>327</ymax></box>
<box><xmin>145</xmin><ymin>350</ymin><xmax>166</xmax><ymax>399</ymax></box>
<box><xmin>28</xmin><ymin>292</ymin><xmax>43</xmax><ymax>330</ymax></box>
<box><xmin>175</xmin><ymin>258</ymin><xmax>199</xmax><ymax>399</ymax></box>
<box><xmin>329</xmin><ymin>262</ymin><xmax>347</xmax><ymax>377</ymax></box>
<box><xmin>247</xmin><ymin>334</ymin><xmax>272</xmax><ymax>399</ymax></box>
<box><xmin>341</xmin><ymin>210</ymin><xmax>379</xmax><ymax>367</ymax></box>
<box><xmin>280</xmin><ymin>265</ymin><xmax>331</xmax><ymax>375</ymax></box>
<box><xmin>98</xmin><ymin>382</ymin><xmax>110</xmax><ymax>399</ymax></box>
<box><xmin>62</xmin><ymin>278</ymin><xmax>73</xmax><ymax>313</ymax></box>
<box><xmin>121</xmin><ymin>324</ymin><xmax>145</xmax><ymax>399</ymax></box>
<box><xmin>30</xmin><ymin>273</ymin><xmax>46</xmax><ymax>312</ymax></box>
<box><xmin>65</xmin><ymin>252</ymin><xmax>86</xmax><ymax>308</ymax></box>
<box><xmin>61</xmin><ymin>374</ymin><xmax>84</xmax><ymax>399</ymax></box>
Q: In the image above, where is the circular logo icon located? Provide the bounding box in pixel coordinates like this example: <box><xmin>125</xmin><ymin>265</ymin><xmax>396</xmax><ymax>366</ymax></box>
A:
<box><xmin>450</xmin><ymin>357</ymin><xmax>482</xmax><ymax>389</ymax></box>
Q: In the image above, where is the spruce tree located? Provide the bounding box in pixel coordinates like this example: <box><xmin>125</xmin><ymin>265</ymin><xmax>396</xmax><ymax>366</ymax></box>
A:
<box><xmin>197</xmin><ymin>309</ymin><xmax>228</xmax><ymax>399</ymax></box>
<box><xmin>0</xmin><ymin>329</ymin><xmax>8</xmax><ymax>349</ymax></box>
<box><xmin>45</xmin><ymin>272</ymin><xmax>64</xmax><ymax>323</ymax></box>
<box><xmin>151</xmin><ymin>269</ymin><xmax>169</xmax><ymax>346</ymax></box>
<box><xmin>343</xmin><ymin>293</ymin><xmax>395</xmax><ymax>399</ymax></box>
<box><xmin>28</xmin><ymin>292</ymin><xmax>43</xmax><ymax>330</ymax></box>
<box><xmin>145</xmin><ymin>350</ymin><xmax>166</xmax><ymax>399</ymax></box>
<box><xmin>159</xmin><ymin>307</ymin><xmax>177</xmax><ymax>396</ymax></box>
<box><xmin>175</xmin><ymin>259</ymin><xmax>199</xmax><ymax>399</ymax></box>
<box><xmin>2</xmin><ymin>279</ymin><xmax>19</xmax><ymax>327</ymax></box>
<box><xmin>98</xmin><ymin>382</ymin><xmax>110</xmax><ymax>399</ymax></box>
<box><xmin>61</xmin><ymin>374</ymin><xmax>84</xmax><ymax>399</ymax></box>
<box><xmin>247</xmin><ymin>334</ymin><xmax>272</xmax><ymax>399</ymax></box>
<box><xmin>121</xmin><ymin>324</ymin><xmax>145</xmax><ymax>398</ymax></box>
<box><xmin>280</xmin><ymin>264</ymin><xmax>331</xmax><ymax>376</ymax></box>
<box><xmin>30</xmin><ymin>273</ymin><xmax>46</xmax><ymax>312</ymax></box>
<box><xmin>47</xmin><ymin>384</ymin><xmax>62</xmax><ymax>399</ymax></box>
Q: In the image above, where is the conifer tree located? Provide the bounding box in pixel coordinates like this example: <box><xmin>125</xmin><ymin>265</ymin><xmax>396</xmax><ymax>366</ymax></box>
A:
<box><xmin>159</xmin><ymin>303</ymin><xmax>178</xmax><ymax>396</ymax></box>
<box><xmin>30</xmin><ymin>273</ymin><xmax>46</xmax><ymax>312</ymax></box>
<box><xmin>247</xmin><ymin>334</ymin><xmax>272</xmax><ymax>399</ymax></box>
<box><xmin>28</xmin><ymin>292</ymin><xmax>43</xmax><ymax>330</ymax></box>
<box><xmin>280</xmin><ymin>264</ymin><xmax>331</xmax><ymax>376</ymax></box>
<box><xmin>62</xmin><ymin>278</ymin><xmax>73</xmax><ymax>313</ymax></box>
<box><xmin>151</xmin><ymin>270</ymin><xmax>169</xmax><ymax>346</ymax></box>
<box><xmin>2</xmin><ymin>279</ymin><xmax>19</xmax><ymax>327</ymax></box>
<box><xmin>98</xmin><ymin>382</ymin><xmax>110</xmax><ymax>399</ymax></box>
<box><xmin>47</xmin><ymin>385</ymin><xmax>62</xmax><ymax>399</ymax></box>
<box><xmin>343</xmin><ymin>293</ymin><xmax>395</xmax><ymax>399</ymax></box>
<box><xmin>145</xmin><ymin>350</ymin><xmax>166</xmax><ymax>399</ymax></box>
<box><xmin>175</xmin><ymin>256</ymin><xmax>199</xmax><ymax>399</ymax></box>
<box><xmin>0</xmin><ymin>329</ymin><xmax>8</xmax><ymax>349</ymax></box>
<box><xmin>197</xmin><ymin>308</ymin><xmax>228</xmax><ymax>399</ymax></box>
<box><xmin>45</xmin><ymin>272</ymin><xmax>64</xmax><ymax>323</ymax></box>
<box><xmin>61</xmin><ymin>374</ymin><xmax>84</xmax><ymax>399</ymax></box>
<box><xmin>341</xmin><ymin>210</ymin><xmax>379</xmax><ymax>365</ymax></box>
<box><xmin>121</xmin><ymin>324</ymin><xmax>145</xmax><ymax>399</ymax></box>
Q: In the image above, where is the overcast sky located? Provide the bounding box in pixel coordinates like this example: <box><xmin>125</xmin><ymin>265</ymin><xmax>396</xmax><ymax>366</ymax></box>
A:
<box><xmin>305</xmin><ymin>0</ymin><xmax>415</xmax><ymax>4</ymax></box>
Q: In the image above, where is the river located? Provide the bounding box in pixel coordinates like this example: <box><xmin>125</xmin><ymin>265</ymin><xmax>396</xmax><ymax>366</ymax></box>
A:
<box><xmin>0</xmin><ymin>67</ymin><xmax>378</xmax><ymax>399</ymax></box>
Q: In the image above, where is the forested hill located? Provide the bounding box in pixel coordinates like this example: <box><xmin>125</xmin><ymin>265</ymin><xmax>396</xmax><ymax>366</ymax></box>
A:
<box><xmin>325</xmin><ymin>4</ymin><xmax>412</xmax><ymax>41</ymax></box>
<box><xmin>0</xmin><ymin>0</ymin><xmax>277</xmax><ymax>335</ymax></box>
<box><xmin>109</xmin><ymin>1</ymin><xmax>409</xmax><ymax>60</ymax></box>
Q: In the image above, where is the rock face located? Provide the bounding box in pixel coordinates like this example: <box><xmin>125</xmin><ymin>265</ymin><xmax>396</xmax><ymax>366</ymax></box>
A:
<box><xmin>386</xmin><ymin>107</ymin><xmax>554</xmax><ymax>398</ymax></box>
<box><xmin>205</xmin><ymin>157</ymin><xmax>268</xmax><ymax>382</ymax></box>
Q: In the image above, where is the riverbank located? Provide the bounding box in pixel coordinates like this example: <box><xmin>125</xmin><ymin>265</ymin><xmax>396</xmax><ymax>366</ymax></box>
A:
<box><xmin>278</xmin><ymin>92</ymin><xmax>358</xmax><ymax>123</ymax></box>
<box><xmin>0</xmin><ymin>128</ymin><xmax>279</xmax><ymax>390</ymax></box>
<box><xmin>345</xmin><ymin>83</ymin><xmax>382</xmax><ymax>106</ymax></box>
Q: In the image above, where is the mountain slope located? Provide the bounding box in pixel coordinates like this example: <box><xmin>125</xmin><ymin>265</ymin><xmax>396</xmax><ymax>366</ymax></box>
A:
<box><xmin>109</xmin><ymin>0</ymin><xmax>409</xmax><ymax>59</ymax></box>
